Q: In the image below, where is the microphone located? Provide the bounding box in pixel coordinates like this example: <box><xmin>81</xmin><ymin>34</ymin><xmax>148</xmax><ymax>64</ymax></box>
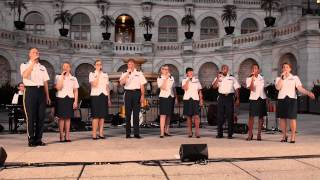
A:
<box><xmin>281</xmin><ymin>75</ymin><xmax>284</xmax><ymax>80</ymax></box>
<box><xmin>63</xmin><ymin>72</ymin><xmax>67</xmax><ymax>76</ymax></box>
<box><xmin>189</xmin><ymin>78</ymin><xmax>192</xmax><ymax>81</ymax></box>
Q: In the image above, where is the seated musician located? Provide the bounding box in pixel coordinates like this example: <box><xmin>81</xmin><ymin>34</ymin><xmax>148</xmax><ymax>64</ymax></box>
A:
<box><xmin>12</xmin><ymin>82</ymin><xmax>25</xmax><ymax>105</ymax></box>
<box><xmin>9</xmin><ymin>82</ymin><xmax>25</xmax><ymax>133</ymax></box>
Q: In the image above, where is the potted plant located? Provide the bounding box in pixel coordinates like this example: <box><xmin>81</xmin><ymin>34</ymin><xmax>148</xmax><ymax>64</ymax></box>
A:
<box><xmin>181</xmin><ymin>9</ymin><xmax>196</xmax><ymax>39</ymax></box>
<box><xmin>221</xmin><ymin>5</ymin><xmax>237</xmax><ymax>35</ymax></box>
<box><xmin>261</xmin><ymin>0</ymin><xmax>280</xmax><ymax>27</ymax></box>
<box><xmin>139</xmin><ymin>16</ymin><xmax>154</xmax><ymax>41</ymax></box>
<box><xmin>8</xmin><ymin>0</ymin><xmax>27</xmax><ymax>30</ymax></box>
<box><xmin>96</xmin><ymin>0</ymin><xmax>114</xmax><ymax>40</ymax></box>
<box><xmin>54</xmin><ymin>0</ymin><xmax>72</xmax><ymax>37</ymax></box>
<box><xmin>99</xmin><ymin>15</ymin><xmax>115</xmax><ymax>40</ymax></box>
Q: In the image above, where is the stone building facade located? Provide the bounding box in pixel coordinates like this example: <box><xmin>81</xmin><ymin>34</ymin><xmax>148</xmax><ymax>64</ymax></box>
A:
<box><xmin>0</xmin><ymin>0</ymin><xmax>319</xmax><ymax>92</ymax></box>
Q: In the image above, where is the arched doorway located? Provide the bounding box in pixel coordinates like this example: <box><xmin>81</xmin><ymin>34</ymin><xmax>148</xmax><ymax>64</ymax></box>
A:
<box><xmin>238</xmin><ymin>58</ymin><xmax>258</xmax><ymax>86</ymax></box>
<box><xmin>199</xmin><ymin>62</ymin><xmax>219</xmax><ymax>88</ymax></box>
<box><xmin>117</xmin><ymin>64</ymin><xmax>127</xmax><ymax>72</ymax></box>
<box><xmin>0</xmin><ymin>56</ymin><xmax>10</xmax><ymax>86</ymax></box>
<box><xmin>278</xmin><ymin>53</ymin><xmax>298</xmax><ymax>75</ymax></box>
<box><xmin>75</xmin><ymin>63</ymin><xmax>94</xmax><ymax>90</ymax></box>
<box><xmin>39</xmin><ymin>60</ymin><xmax>55</xmax><ymax>88</ymax></box>
<box><xmin>115</xmin><ymin>14</ymin><xmax>135</xmax><ymax>43</ymax></box>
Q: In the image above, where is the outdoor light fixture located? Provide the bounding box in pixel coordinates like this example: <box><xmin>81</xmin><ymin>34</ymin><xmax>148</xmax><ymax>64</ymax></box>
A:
<box><xmin>121</xmin><ymin>15</ymin><xmax>126</xmax><ymax>23</ymax></box>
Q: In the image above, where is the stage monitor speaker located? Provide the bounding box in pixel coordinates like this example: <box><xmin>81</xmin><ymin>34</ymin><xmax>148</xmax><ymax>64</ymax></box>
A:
<box><xmin>0</xmin><ymin>147</ymin><xmax>7</xmax><ymax>167</ymax></box>
<box><xmin>179</xmin><ymin>144</ymin><xmax>208</xmax><ymax>162</ymax></box>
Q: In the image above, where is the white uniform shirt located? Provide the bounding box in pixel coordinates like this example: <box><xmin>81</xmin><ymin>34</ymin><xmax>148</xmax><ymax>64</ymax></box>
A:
<box><xmin>213</xmin><ymin>74</ymin><xmax>240</xmax><ymax>94</ymax></box>
<box><xmin>157</xmin><ymin>75</ymin><xmax>175</xmax><ymax>98</ymax></box>
<box><xmin>89</xmin><ymin>71</ymin><xmax>110</xmax><ymax>96</ymax></box>
<box><xmin>11</xmin><ymin>91</ymin><xmax>23</xmax><ymax>104</ymax></box>
<box><xmin>20</xmin><ymin>61</ymin><xmax>50</xmax><ymax>86</ymax></box>
<box><xmin>119</xmin><ymin>69</ymin><xmax>147</xmax><ymax>90</ymax></box>
<box><xmin>182</xmin><ymin>77</ymin><xmax>202</xmax><ymax>100</ymax></box>
<box><xmin>246</xmin><ymin>74</ymin><xmax>267</xmax><ymax>100</ymax></box>
<box><xmin>55</xmin><ymin>74</ymin><xmax>79</xmax><ymax>98</ymax></box>
<box><xmin>276</xmin><ymin>74</ymin><xmax>302</xmax><ymax>99</ymax></box>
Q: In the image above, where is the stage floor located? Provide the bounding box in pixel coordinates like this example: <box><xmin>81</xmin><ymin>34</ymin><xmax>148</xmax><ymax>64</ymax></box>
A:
<box><xmin>1</xmin><ymin>113</ymin><xmax>320</xmax><ymax>179</ymax></box>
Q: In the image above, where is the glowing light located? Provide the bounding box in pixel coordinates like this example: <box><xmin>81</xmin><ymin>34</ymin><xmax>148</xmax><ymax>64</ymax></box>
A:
<box><xmin>121</xmin><ymin>16</ymin><xmax>126</xmax><ymax>23</ymax></box>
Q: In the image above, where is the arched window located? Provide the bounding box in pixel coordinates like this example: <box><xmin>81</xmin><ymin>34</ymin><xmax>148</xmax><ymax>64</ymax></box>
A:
<box><xmin>158</xmin><ymin>16</ymin><xmax>178</xmax><ymax>42</ymax></box>
<box><xmin>199</xmin><ymin>62</ymin><xmax>219</xmax><ymax>87</ymax></box>
<box><xmin>70</xmin><ymin>13</ymin><xmax>91</xmax><ymax>40</ymax></box>
<box><xmin>25</xmin><ymin>12</ymin><xmax>45</xmax><ymax>35</ymax></box>
<box><xmin>241</xmin><ymin>18</ymin><xmax>258</xmax><ymax>34</ymax></box>
<box><xmin>200</xmin><ymin>17</ymin><xmax>219</xmax><ymax>40</ymax></box>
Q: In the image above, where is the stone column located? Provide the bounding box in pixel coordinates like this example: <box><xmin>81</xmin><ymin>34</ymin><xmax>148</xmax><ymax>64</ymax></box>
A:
<box><xmin>260</xmin><ymin>47</ymin><xmax>274</xmax><ymax>85</ymax></box>
<box><xmin>14</xmin><ymin>30</ymin><xmax>27</xmax><ymax>48</ymax></box>
<box><xmin>58</xmin><ymin>37</ymin><xmax>74</xmax><ymax>54</ymax></box>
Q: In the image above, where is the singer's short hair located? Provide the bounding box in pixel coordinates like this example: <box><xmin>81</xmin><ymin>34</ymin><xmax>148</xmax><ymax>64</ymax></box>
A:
<box><xmin>62</xmin><ymin>61</ymin><xmax>71</xmax><ymax>67</ymax></box>
<box><xmin>186</xmin><ymin>67</ymin><xmax>193</xmax><ymax>73</ymax></box>
<box><xmin>95</xmin><ymin>59</ymin><xmax>102</xmax><ymax>65</ymax></box>
<box><xmin>127</xmin><ymin>58</ymin><xmax>136</xmax><ymax>64</ymax></box>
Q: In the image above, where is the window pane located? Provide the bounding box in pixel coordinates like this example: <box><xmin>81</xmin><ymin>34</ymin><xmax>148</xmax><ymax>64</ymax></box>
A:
<box><xmin>71</xmin><ymin>13</ymin><xmax>91</xmax><ymax>40</ymax></box>
<box><xmin>158</xmin><ymin>16</ymin><xmax>178</xmax><ymax>42</ymax></box>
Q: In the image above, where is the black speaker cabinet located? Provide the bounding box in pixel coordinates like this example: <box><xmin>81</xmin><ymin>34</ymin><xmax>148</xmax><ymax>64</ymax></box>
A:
<box><xmin>179</xmin><ymin>144</ymin><xmax>208</xmax><ymax>162</ymax></box>
<box><xmin>0</xmin><ymin>147</ymin><xmax>7</xmax><ymax>167</ymax></box>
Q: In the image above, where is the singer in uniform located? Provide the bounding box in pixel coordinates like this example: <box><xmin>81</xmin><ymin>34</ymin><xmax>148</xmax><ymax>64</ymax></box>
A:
<box><xmin>89</xmin><ymin>59</ymin><xmax>112</xmax><ymax>140</ymax></box>
<box><xmin>245</xmin><ymin>64</ymin><xmax>267</xmax><ymax>141</ymax></box>
<box><xmin>55</xmin><ymin>62</ymin><xmax>79</xmax><ymax>142</ymax></box>
<box><xmin>276</xmin><ymin>62</ymin><xmax>315</xmax><ymax>143</ymax></box>
<box><xmin>20</xmin><ymin>48</ymin><xmax>51</xmax><ymax>147</ymax></box>
<box><xmin>119</xmin><ymin>59</ymin><xmax>147</xmax><ymax>139</ymax></box>
<box><xmin>11</xmin><ymin>82</ymin><xmax>25</xmax><ymax>105</ymax></box>
<box><xmin>157</xmin><ymin>65</ymin><xmax>178</xmax><ymax>138</ymax></box>
<box><xmin>182</xmin><ymin>67</ymin><xmax>203</xmax><ymax>138</ymax></box>
<box><xmin>212</xmin><ymin>64</ymin><xmax>240</xmax><ymax>139</ymax></box>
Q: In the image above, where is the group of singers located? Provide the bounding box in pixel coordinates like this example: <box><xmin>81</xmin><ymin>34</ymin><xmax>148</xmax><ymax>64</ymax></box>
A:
<box><xmin>19</xmin><ymin>48</ymin><xmax>315</xmax><ymax>147</ymax></box>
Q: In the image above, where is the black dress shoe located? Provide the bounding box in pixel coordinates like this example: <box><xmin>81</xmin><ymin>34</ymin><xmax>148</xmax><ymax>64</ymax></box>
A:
<box><xmin>216</xmin><ymin>135</ymin><xmax>223</xmax><ymax>139</ymax></box>
<box><xmin>160</xmin><ymin>135</ymin><xmax>164</xmax><ymax>138</ymax></box>
<box><xmin>126</xmin><ymin>135</ymin><xmax>131</xmax><ymax>138</ymax></box>
<box><xmin>228</xmin><ymin>136</ymin><xmax>233</xmax><ymax>139</ymax></box>
<box><xmin>98</xmin><ymin>135</ymin><xmax>106</xmax><ymax>139</ymax></box>
<box><xmin>164</xmin><ymin>133</ymin><xmax>172</xmax><ymax>137</ymax></box>
<box><xmin>134</xmin><ymin>135</ymin><xmax>142</xmax><ymax>139</ymax></box>
<box><xmin>290</xmin><ymin>141</ymin><xmax>295</xmax><ymax>143</ymax></box>
<box><xmin>65</xmin><ymin>139</ymin><xmax>72</xmax><ymax>142</ymax></box>
<box><xmin>36</xmin><ymin>141</ymin><xmax>46</xmax><ymax>146</ymax></box>
<box><xmin>28</xmin><ymin>142</ymin><xmax>36</xmax><ymax>147</ymax></box>
<box><xmin>92</xmin><ymin>137</ymin><xmax>99</xmax><ymax>140</ymax></box>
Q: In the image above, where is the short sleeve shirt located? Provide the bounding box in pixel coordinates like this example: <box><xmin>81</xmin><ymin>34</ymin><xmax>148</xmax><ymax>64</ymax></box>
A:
<box><xmin>276</xmin><ymin>74</ymin><xmax>302</xmax><ymax>99</ymax></box>
<box><xmin>20</xmin><ymin>61</ymin><xmax>50</xmax><ymax>86</ymax></box>
<box><xmin>182</xmin><ymin>77</ymin><xmax>202</xmax><ymax>100</ymax></box>
<box><xmin>55</xmin><ymin>74</ymin><xmax>79</xmax><ymax>98</ymax></box>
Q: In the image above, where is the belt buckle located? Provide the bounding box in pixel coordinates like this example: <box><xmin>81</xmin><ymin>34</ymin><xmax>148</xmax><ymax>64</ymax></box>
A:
<box><xmin>224</xmin><ymin>93</ymin><xmax>228</xmax><ymax>96</ymax></box>
<box><xmin>37</xmin><ymin>85</ymin><xmax>40</xmax><ymax>88</ymax></box>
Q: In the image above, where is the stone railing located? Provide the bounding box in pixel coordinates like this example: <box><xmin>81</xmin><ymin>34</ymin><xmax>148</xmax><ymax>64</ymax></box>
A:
<box><xmin>0</xmin><ymin>29</ymin><xmax>16</xmax><ymax>41</ymax></box>
<box><xmin>233</xmin><ymin>31</ymin><xmax>264</xmax><ymax>46</ymax></box>
<box><xmin>72</xmin><ymin>40</ymin><xmax>101</xmax><ymax>50</ymax></box>
<box><xmin>192</xmin><ymin>0</ymin><xmax>226</xmax><ymax>4</ymax></box>
<box><xmin>156</xmin><ymin>42</ymin><xmax>182</xmax><ymax>54</ymax></box>
<box><xmin>273</xmin><ymin>22</ymin><xmax>300</xmax><ymax>39</ymax></box>
<box><xmin>113</xmin><ymin>42</ymin><xmax>143</xmax><ymax>55</ymax></box>
<box><xmin>193</xmin><ymin>38</ymin><xmax>224</xmax><ymax>50</ymax></box>
<box><xmin>0</xmin><ymin>21</ymin><xmax>311</xmax><ymax>55</ymax></box>
<box><xmin>27</xmin><ymin>34</ymin><xmax>59</xmax><ymax>49</ymax></box>
<box><xmin>233</xmin><ymin>0</ymin><xmax>261</xmax><ymax>5</ymax></box>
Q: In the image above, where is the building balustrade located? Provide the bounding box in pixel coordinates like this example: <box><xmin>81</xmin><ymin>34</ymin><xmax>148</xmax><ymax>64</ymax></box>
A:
<box><xmin>0</xmin><ymin>18</ymin><xmax>319</xmax><ymax>56</ymax></box>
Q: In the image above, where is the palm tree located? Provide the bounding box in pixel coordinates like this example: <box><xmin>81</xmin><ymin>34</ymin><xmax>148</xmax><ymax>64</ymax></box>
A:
<box><xmin>54</xmin><ymin>9</ymin><xmax>72</xmax><ymax>37</ymax></box>
<box><xmin>8</xmin><ymin>0</ymin><xmax>27</xmax><ymax>30</ymax></box>
<box><xmin>99</xmin><ymin>15</ymin><xmax>115</xmax><ymax>40</ymax></box>
<box><xmin>221</xmin><ymin>5</ymin><xmax>237</xmax><ymax>35</ymax></box>
<box><xmin>260</xmin><ymin>0</ymin><xmax>280</xmax><ymax>27</ymax></box>
<box><xmin>96</xmin><ymin>0</ymin><xmax>109</xmax><ymax>15</ymax></box>
<box><xmin>181</xmin><ymin>9</ymin><xmax>196</xmax><ymax>39</ymax></box>
<box><xmin>139</xmin><ymin>16</ymin><xmax>155</xmax><ymax>41</ymax></box>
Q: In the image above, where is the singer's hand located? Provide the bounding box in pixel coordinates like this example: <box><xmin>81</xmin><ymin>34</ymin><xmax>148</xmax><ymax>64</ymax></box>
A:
<box><xmin>309</xmin><ymin>92</ymin><xmax>315</xmax><ymax>100</ymax></box>
<box><xmin>140</xmin><ymin>96</ymin><xmax>145</xmax><ymax>106</ymax></box>
<box><xmin>47</xmin><ymin>97</ymin><xmax>51</xmax><ymax>106</ymax></box>
<box><xmin>73</xmin><ymin>102</ymin><xmax>78</xmax><ymax>110</ymax></box>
